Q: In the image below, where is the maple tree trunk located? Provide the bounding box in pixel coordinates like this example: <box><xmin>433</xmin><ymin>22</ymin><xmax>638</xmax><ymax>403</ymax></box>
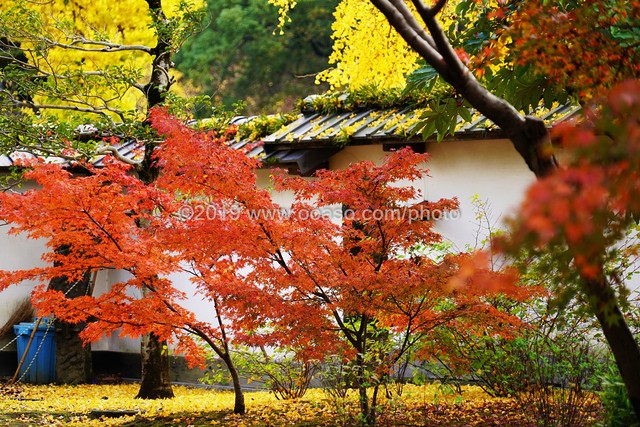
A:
<box><xmin>191</xmin><ymin>299</ymin><xmax>246</xmax><ymax>414</ymax></box>
<box><xmin>219</xmin><ymin>352</ymin><xmax>246</xmax><ymax>414</ymax></box>
<box><xmin>133</xmin><ymin>0</ymin><xmax>175</xmax><ymax>399</ymax></box>
<box><xmin>585</xmin><ymin>277</ymin><xmax>640</xmax><ymax>418</ymax></box>
<box><xmin>352</xmin><ymin>321</ymin><xmax>378</xmax><ymax>427</ymax></box>
<box><xmin>355</xmin><ymin>352</ymin><xmax>374</xmax><ymax>426</ymax></box>
<box><xmin>53</xmin><ymin>320</ymin><xmax>92</xmax><ymax>384</ymax></box>
<box><xmin>134</xmin><ymin>292</ymin><xmax>172</xmax><ymax>397</ymax></box>
<box><xmin>135</xmin><ymin>333</ymin><xmax>174</xmax><ymax>399</ymax></box>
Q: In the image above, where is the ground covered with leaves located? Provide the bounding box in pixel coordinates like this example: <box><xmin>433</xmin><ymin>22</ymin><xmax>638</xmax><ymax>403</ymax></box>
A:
<box><xmin>0</xmin><ymin>383</ymin><xmax>602</xmax><ymax>426</ymax></box>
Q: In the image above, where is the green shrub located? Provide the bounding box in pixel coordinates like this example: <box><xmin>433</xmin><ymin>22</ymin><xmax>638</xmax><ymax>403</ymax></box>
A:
<box><xmin>600</xmin><ymin>364</ymin><xmax>640</xmax><ymax>427</ymax></box>
<box><xmin>200</xmin><ymin>345</ymin><xmax>319</xmax><ymax>400</ymax></box>
<box><xmin>425</xmin><ymin>298</ymin><xmax>608</xmax><ymax>426</ymax></box>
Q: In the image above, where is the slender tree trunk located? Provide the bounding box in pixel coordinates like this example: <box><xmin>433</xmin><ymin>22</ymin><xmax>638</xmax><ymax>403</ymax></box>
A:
<box><xmin>353</xmin><ymin>349</ymin><xmax>379</xmax><ymax>426</ymax></box>
<box><xmin>135</xmin><ymin>333</ymin><xmax>174</xmax><ymax>399</ymax></box>
<box><xmin>220</xmin><ymin>352</ymin><xmax>246</xmax><ymax>414</ymax></box>
<box><xmin>195</xmin><ymin>306</ymin><xmax>246</xmax><ymax>414</ymax></box>
<box><xmin>369</xmin><ymin>385</ymin><xmax>380</xmax><ymax>427</ymax></box>
<box><xmin>585</xmin><ymin>277</ymin><xmax>640</xmax><ymax>418</ymax></box>
<box><xmin>356</xmin><ymin>354</ymin><xmax>371</xmax><ymax>426</ymax></box>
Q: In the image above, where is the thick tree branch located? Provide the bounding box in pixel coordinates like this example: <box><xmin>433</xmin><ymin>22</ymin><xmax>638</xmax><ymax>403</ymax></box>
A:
<box><xmin>369</xmin><ymin>0</ymin><xmax>557</xmax><ymax>177</ymax></box>
<box><xmin>388</xmin><ymin>0</ymin><xmax>438</xmax><ymax>50</ymax></box>
<box><xmin>370</xmin><ymin>0</ymin><xmax>445</xmax><ymax>72</ymax></box>
<box><xmin>417</xmin><ymin>1</ymin><xmax>466</xmax><ymax>79</ymax></box>
<box><xmin>410</xmin><ymin>0</ymin><xmax>445</xmax><ymax>23</ymax></box>
<box><xmin>428</xmin><ymin>0</ymin><xmax>447</xmax><ymax>16</ymax></box>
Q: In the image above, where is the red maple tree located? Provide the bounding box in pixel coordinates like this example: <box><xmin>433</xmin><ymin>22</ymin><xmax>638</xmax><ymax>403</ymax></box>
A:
<box><xmin>0</xmin><ymin>110</ymin><xmax>533</xmax><ymax>422</ymax></box>
<box><xmin>179</xmin><ymin>146</ymin><xmax>534</xmax><ymax>424</ymax></box>
<box><xmin>0</xmin><ymin>113</ymin><xmax>253</xmax><ymax>413</ymax></box>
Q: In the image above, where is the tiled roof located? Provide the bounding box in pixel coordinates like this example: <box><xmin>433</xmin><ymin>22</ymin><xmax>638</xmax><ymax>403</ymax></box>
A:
<box><xmin>249</xmin><ymin>102</ymin><xmax>579</xmax><ymax>174</ymax></box>
<box><xmin>0</xmin><ymin>139</ymin><xmax>142</xmax><ymax>169</ymax></box>
<box><xmin>261</xmin><ymin>102</ymin><xmax>579</xmax><ymax>147</ymax></box>
<box><xmin>0</xmin><ymin>103</ymin><xmax>580</xmax><ymax>176</ymax></box>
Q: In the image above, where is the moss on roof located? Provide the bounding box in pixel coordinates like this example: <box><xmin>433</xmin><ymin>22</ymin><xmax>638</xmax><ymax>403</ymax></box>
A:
<box><xmin>297</xmin><ymin>84</ymin><xmax>458</xmax><ymax>115</ymax></box>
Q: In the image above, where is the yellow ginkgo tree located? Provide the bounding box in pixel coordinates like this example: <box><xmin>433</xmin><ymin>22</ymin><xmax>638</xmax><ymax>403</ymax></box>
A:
<box><xmin>0</xmin><ymin>0</ymin><xmax>204</xmax><ymax>151</ymax></box>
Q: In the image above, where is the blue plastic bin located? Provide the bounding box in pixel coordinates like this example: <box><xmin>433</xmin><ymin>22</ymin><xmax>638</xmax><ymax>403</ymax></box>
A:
<box><xmin>13</xmin><ymin>319</ymin><xmax>56</xmax><ymax>384</ymax></box>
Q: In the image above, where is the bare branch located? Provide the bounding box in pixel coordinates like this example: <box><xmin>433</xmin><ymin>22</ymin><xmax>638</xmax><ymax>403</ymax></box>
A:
<box><xmin>431</xmin><ymin>0</ymin><xmax>447</xmax><ymax>15</ymax></box>
<box><xmin>95</xmin><ymin>145</ymin><xmax>141</xmax><ymax>166</ymax></box>
<box><xmin>8</xmin><ymin>99</ymin><xmax>104</xmax><ymax>114</ymax></box>
<box><xmin>33</xmin><ymin>70</ymin><xmax>123</xmax><ymax>79</ymax></box>
<box><xmin>417</xmin><ymin>0</ymin><xmax>467</xmax><ymax>79</ymax></box>
<box><xmin>4</xmin><ymin>96</ymin><xmax>127</xmax><ymax>120</ymax></box>
<box><xmin>44</xmin><ymin>36</ymin><xmax>152</xmax><ymax>54</ymax></box>
<box><xmin>370</xmin><ymin>0</ymin><xmax>447</xmax><ymax>75</ymax></box>
<box><xmin>388</xmin><ymin>0</ymin><xmax>437</xmax><ymax>50</ymax></box>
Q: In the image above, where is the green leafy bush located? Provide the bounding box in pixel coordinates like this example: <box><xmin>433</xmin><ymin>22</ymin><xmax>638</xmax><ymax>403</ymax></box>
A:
<box><xmin>600</xmin><ymin>364</ymin><xmax>640</xmax><ymax>426</ymax></box>
<box><xmin>426</xmin><ymin>298</ymin><xmax>606</xmax><ymax>426</ymax></box>
<box><xmin>200</xmin><ymin>345</ymin><xmax>319</xmax><ymax>400</ymax></box>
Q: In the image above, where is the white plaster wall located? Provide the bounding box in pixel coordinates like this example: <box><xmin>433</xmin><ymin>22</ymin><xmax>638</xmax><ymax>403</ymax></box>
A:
<box><xmin>90</xmin><ymin>269</ymin><xmax>141</xmax><ymax>353</ymax></box>
<box><xmin>420</xmin><ymin>139</ymin><xmax>536</xmax><ymax>249</ymax></box>
<box><xmin>256</xmin><ymin>169</ymin><xmax>295</xmax><ymax>208</ymax></box>
<box><xmin>329</xmin><ymin>140</ymin><xmax>536</xmax><ymax>250</ymax></box>
<box><xmin>0</xmin><ymin>235</ymin><xmax>49</xmax><ymax>329</ymax></box>
<box><xmin>0</xmin><ymin>181</ymin><xmax>49</xmax><ymax>331</ymax></box>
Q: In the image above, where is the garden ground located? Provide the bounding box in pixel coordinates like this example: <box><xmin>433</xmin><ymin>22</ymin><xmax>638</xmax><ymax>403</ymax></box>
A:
<box><xmin>0</xmin><ymin>382</ymin><xmax>602</xmax><ymax>426</ymax></box>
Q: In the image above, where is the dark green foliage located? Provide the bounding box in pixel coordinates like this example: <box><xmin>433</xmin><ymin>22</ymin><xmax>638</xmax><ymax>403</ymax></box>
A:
<box><xmin>600</xmin><ymin>364</ymin><xmax>640</xmax><ymax>427</ymax></box>
<box><xmin>174</xmin><ymin>0</ymin><xmax>337</xmax><ymax>116</ymax></box>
